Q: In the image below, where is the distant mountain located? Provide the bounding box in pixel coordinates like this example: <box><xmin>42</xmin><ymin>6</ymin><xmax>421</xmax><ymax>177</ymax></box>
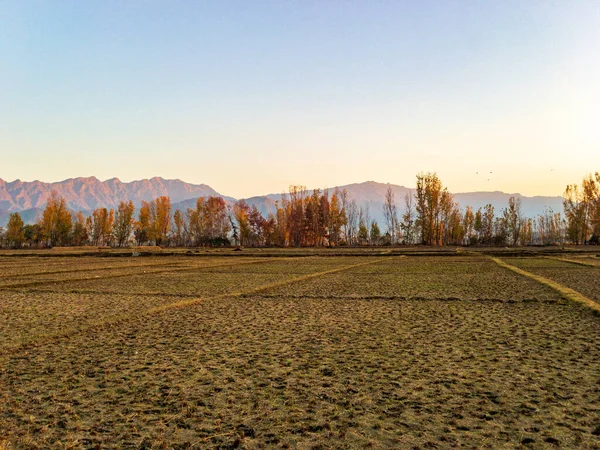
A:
<box><xmin>0</xmin><ymin>176</ymin><xmax>234</xmax><ymax>213</ymax></box>
<box><xmin>0</xmin><ymin>207</ymin><xmax>43</xmax><ymax>229</ymax></box>
<box><xmin>453</xmin><ymin>191</ymin><xmax>564</xmax><ymax>219</ymax></box>
<box><xmin>239</xmin><ymin>181</ymin><xmax>564</xmax><ymax>226</ymax></box>
<box><xmin>0</xmin><ymin>177</ymin><xmax>564</xmax><ymax>228</ymax></box>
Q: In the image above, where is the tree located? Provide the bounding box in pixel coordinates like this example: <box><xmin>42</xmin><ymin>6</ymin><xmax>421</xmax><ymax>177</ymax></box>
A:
<box><xmin>345</xmin><ymin>200</ymin><xmax>359</xmax><ymax>245</ymax></box>
<box><xmin>151</xmin><ymin>196</ymin><xmax>171</xmax><ymax>246</ymax></box>
<box><xmin>481</xmin><ymin>204</ymin><xmax>495</xmax><ymax>245</ymax></box>
<box><xmin>90</xmin><ymin>208</ymin><xmax>114</xmax><ymax>246</ymax></box>
<box><xmin>113</xmin><ymin>201</ymin><xmax>135</xmax><ymax>247</ymax></box>
<box><xmin>248</xmin><ymin>205</ymin><xmax>266</xmax><ymax>246</ymax></box>
<box><xmin>134</xmin><ymin>201</ymin><xmax>151</xmax><ymax>245</ymax></box>
<box><xmin>474</xmin><ymin>208</ymin><xmax>483</xmax><ymax>243</ymax></box>
<box><xmin>383</xmin><ymin>186</ymin><xmax>399</xmax><ymax>244</ymax></box>
<box><xmin>23</xmin><ymin>224</ymin><xmax>42</xmax><ymax>247</ymax></box>
<box><xmin>172</xmin><ymin>209</ymin><xmax>185</xmax><ymax>247</ymax></box>
<box><xmin>564</xmin><ymin>173</ymin><xmax>600</xmax><ymax>244</ymax></box>
<box><xmin>463</xmin><ymin>206</ymin><xmax>475</xmax><ymax>245</ymax></box>
<box><xmin>503</xmin><ymin>196</ymin><xmax>523</xmax><ymax>246</ymax></box>
<box><xmin>415</xmin><ymin>172</ymin><xmax>449</xmax><ymax>245</ymax></box>
<box><xmin>6</xmin><ymin>212</ymin><xmax>25</xmax><ymax>248</ymax></box>
<box><xmin>357</xmin><ymin>205</ymin><xmax>370</xmax><ymax>246</ymax></box>
<box><xmin>401</xmin><ymin>192</ymin><xmax>416</xmax><ymax>245</ymax></box>
<box><xmin>328</xmin><ymin>191</ymin><xmax>346</xmax><ymax>246</ymax></box>
<box><xmin>233</xmin><ymin>200</ymin><xmax>251</xmax><ymax>246</ymax></box>
<box><xmin>71</xmin><ymin>211</ymin><xmax>89</xmax><ymax>246</ymax></box>
<box><xmin>40</xmin><ymin>191</ymin><xmax>72</xmax><ymax>246</ymax></box>
<box><xmin>370</xmin><ymin>221</ymin><xmax>381</xmax><ymax>245</ymax></box>
<box><xmin>288</xmin><ymin>185</ymin><xmax>307</xmax><ymax>247</ymax></box>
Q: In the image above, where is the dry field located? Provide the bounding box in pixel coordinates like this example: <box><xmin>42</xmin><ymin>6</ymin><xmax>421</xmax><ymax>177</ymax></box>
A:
<box><xmin>1</xmin><ymin>252</ymin><xmax>600</xmax><ymax>449</ymax></box>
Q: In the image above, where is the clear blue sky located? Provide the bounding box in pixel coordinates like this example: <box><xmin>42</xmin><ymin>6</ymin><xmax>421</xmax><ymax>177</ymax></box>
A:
<box><xmin>1</xmin><ymin>1</ymin><xmax>598</xmax><ymax>197</ymax></box>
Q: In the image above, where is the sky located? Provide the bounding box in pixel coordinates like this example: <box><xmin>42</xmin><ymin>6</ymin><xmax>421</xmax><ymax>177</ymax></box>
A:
<box><xmin>1</xmin><ymin>1</ymin><xmax>599</xmax><ymax>198</ymax></box>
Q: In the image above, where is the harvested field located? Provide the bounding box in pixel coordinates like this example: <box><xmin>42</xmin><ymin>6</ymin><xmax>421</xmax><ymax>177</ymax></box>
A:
<box><xmin>1</xmin><ymin>253</ymin><xmax>600</xmax><ymax>448</ymax></box>
<box><xmin>261</xmin><ymin>257</ymin><xmax>562</xmax><ymax>300</ymax></box>
<box><xmin>503</xmin><ymin>257</ymin><xmax>600</xmax><ymax>305</ymax></box>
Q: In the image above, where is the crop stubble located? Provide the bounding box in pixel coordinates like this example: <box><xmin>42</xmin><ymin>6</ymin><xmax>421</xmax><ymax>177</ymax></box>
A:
<box><xmin>1</xmin><ymin>254</ymin><xmax>599</xmax><ymax>448</ymax></box>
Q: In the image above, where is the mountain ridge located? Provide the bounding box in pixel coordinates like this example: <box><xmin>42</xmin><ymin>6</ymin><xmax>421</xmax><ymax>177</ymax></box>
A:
<box><xmin>0</xmin><ymin>176</ymin><xmax>564</xmax><ymax>227</ymax></box>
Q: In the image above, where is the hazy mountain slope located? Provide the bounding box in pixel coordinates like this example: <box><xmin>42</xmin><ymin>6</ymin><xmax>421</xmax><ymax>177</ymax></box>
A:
<box><xmin>453</xmin><ymin>192</ymin><xmax>564</xmax><ymax>219</ymax></box>
<box><xmin>0</xmin><ymin>177</ymin><xmax>234</xmax><ymax>212</ymax></box>
<box><xmin>0</xmin><ymin>208</ymin><xmax>43</xmax><ymax>228</ymax></box>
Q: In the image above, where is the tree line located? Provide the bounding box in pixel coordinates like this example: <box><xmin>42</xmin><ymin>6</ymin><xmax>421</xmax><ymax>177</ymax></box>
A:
<box><xmin>1</xmin><ymin>172</ymin><xmax>599</xmax><ymax>249</ymax></box>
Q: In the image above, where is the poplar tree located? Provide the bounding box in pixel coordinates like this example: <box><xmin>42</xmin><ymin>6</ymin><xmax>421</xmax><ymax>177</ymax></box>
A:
<box><xmin>6</xmin><ymin>212</ymin><xmax>25</xmax><ymax>248</ymax></box>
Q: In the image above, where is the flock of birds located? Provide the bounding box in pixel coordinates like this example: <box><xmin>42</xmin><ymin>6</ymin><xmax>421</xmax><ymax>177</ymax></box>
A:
<box><xmin>475</xmin><ymin>171</ymin><xmax>493</xmax><ymax>182</ymax></box>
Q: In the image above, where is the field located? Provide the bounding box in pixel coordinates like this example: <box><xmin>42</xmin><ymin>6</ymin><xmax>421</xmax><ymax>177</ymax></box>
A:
<box><xmin>1</xmin><ymin>250</ymin><xmax>600</xmax><ymax>448</ymax></box>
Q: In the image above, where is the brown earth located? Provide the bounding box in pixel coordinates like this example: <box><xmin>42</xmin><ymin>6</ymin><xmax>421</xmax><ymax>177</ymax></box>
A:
<box><xmin>1</xmin><ymin>254</ymin><xmax>599</xmax><ymax>448</ymax></box>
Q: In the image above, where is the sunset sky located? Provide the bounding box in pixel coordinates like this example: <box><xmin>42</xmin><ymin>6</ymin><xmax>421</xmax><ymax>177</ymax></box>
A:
<box><xmin>2</xmin><ymin>1</ymin><xmax>599</xmax><ymax>198</ymax></box>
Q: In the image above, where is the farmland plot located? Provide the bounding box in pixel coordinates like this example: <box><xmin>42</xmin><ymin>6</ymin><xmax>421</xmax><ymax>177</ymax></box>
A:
<box><xmin>503</xmin><ymin>257</ymin><xmax>600</xmax><ymax>305</ymax></box>
<box><xmin>1</xmin><ymin>254</ymin><xmax>600</xmax><ymax>449</ymax></box>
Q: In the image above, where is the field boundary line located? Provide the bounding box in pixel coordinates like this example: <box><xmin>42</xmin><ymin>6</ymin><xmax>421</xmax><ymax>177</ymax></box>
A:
<box><xmin>543</xmin><ymin>256</ymin><xmax>599</xmax><ymax>268</ymax></box>
<box><xmin>147</xmin><ymin>257</ymin><xmax>389</xmax><ymax>313</ymax></box>
<box><xmin>0</xmin><ymin>261</ymin><xmax>193</xmax><ymax>280</ymax></box>
<box><xmin>490</xmin><ymin>257</ymin><xmax>600</xmax><ymax>313</ymax></box>
<box><xmin>0</xmin><ymin>258</ymin><xmax>386</xmax><ymax>356</ymax></box>
<box><xmin>0</xmin><ymin>258</ymin><xmax>280</xmax><ymax>290</ymax></box>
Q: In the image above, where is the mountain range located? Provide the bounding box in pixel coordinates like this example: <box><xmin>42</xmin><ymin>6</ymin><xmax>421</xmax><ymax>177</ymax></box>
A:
<box><xmin>0</xmin><ymin>177</ymin><xmax>565</xmax><ymax>228</ymax></box>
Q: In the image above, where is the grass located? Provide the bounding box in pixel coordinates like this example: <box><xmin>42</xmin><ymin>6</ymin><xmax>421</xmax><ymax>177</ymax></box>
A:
<box><xmin>1</xmin><ymin>252</ymin><xmax>600</xmax><ymax>448</ymax></box>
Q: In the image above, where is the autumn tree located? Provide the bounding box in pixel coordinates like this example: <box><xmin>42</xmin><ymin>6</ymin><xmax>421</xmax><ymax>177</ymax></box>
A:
<box><xmin>288</xmin><ymin>185</ymin><xmax>307</xmax><ymax>247</ymax></box>
<box><xmin>591</xmin><ymin>172</ymin><xmax>600</xmax><ymax>243</ymax></box>
<box><xmin>71</xmin><ymin>211</ymin><xmax>89</xmax><ymax>246</ymax></box>
<box><xmin>304</xmin><ymin>189</ymin><xmax>328</xmax><ymax>246</ymax></box>
<box><xmin>521</xmin><ymin>218</ymin><xmax>533</xmax><ymax>245</ymax></box>
<box><xmin>442</xmin><ymin>198</ymin><xmax>464</xmax><ymax>246</ymax></box>
<box><xmin>273</xmin><ymin>200</ymin><xmax>288</xmax><ymax>247</ymax></box>
<box><xmin>480</xmin><ymin>204</ymin><xmax>495</xmax><ymax>245</ymax></box>
<box><xmin>493</xmin><ymin>216</ymin><xmax>507</xmax><ymax>246</ymax></box>
<box><xmin>248</xmin><ymin>205</ymin><xmax>267</xmax><ymax>246</ymax></box>
<box><xmin>563</xmin><ymin>173</ymin><xmax>600</xmax><ymax>244</ymax></box>
<box><xmin>233</xmin><ymin>200</ymin><xmax>251</xmax><ymax>246</ymax></box>
<box><xmin>40</xmin><ymin>191</ymin><xmax>72</xmax><ymax>246</ymax></box>
<box><xmin>328</xmin><ymin>191</ymin><xmax>346</xmax><ymax>246</ymax></box>
<box><xmin>463</xmin><ymin>206</ymin><xmax>475</xmax><ymax>245</ymax></box>
<box><xmin>134</xmin><ymin>201</ymin><xmax>151</xmax><ymax>245</ymax></box>
<box><xmin>90</xmin><ymin>208</ymin><xmax>114</xmax><ymax>246</ymax></box>
<box><xmin>113</xmin><ymin>200</ymin><xmax>135</xmax><ymax>247</ymax></box>
<box><xmin>536</xmin><ymin>208</ymin><xmax>565</xmax><ymax>245</ymax></box>
<box><xmin>172</xmin><ymin>209</ymin><xmax>185</xmax><ymax>247</ymax></box>
<box><xmin>6</xmin><ymin>212</ymin><xmax>25</xmax><ymax>248</ymax></box>
<box><xmin>150</xmin><ymin>196</ymin><xmax>171</xmax><ymax>246</ymax></box>
<box><xmin>415</xmin><ymin>172</ymin><xmax>450</xmax><ymax>245</ymax></box>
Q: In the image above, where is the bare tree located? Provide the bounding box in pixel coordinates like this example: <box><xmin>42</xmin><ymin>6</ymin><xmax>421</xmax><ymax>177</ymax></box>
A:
<box><xmin>383</xmin><ymin>186</ymin><xmax>398</xmax><ymax>244</ymax></box>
